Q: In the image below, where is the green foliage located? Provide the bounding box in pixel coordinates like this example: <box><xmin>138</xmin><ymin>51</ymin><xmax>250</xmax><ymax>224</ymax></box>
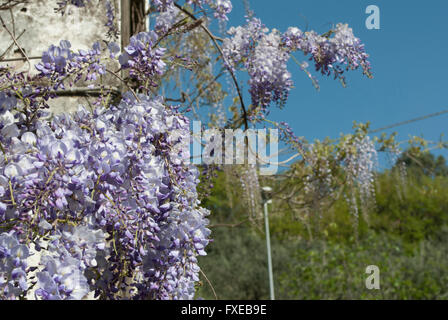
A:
<box><xmin>268</xmin><ymin>149</ymin><xmax>448</xmax><ymax>244</ymax></box>
<box><xmin>395</xmin><ymin>150</ymin><xmax>448</xmax><ymax>178</ymax></box>
<box><xmin>198</xmin><ymin>226</ymin><xmax>448</xmax><ymax>300</ymax></box>
<box><xmin>278</xmin><ymin>231</ymin><xmax>448</xmax><ymax>300</ymax></box>
<box><xmin>196</xmin><ymin>150</ymin><xmax>448</xmax><ymax>300</ymax></box>
<box><xmin>374</xmin><ymin>172</ymin><xmax>448</xmax><ymax>243</ymax></box>
<box><xmin>196</xmin><ymin>226</ymin><xmax>294</xmax><ymax>300</ymax></box>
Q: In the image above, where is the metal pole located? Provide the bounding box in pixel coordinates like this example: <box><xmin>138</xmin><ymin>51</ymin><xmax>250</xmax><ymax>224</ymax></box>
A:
<box><xmin>264</xmin><ymin>200</ymin><xmax>275</xmax><ymax>300</ymax></box>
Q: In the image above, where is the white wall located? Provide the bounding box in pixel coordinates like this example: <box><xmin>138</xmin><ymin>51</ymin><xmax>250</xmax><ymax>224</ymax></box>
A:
<box><xmin>0</xmin><ymin>0</ymin><xmax>122</xmax><ymax>113</ymax></box>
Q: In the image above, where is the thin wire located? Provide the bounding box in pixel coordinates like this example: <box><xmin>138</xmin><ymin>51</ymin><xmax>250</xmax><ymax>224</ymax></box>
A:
<box><xmin>369</xmin><ymin>109</ymin><xmax>448</xmax><ymax>133</ymax></box>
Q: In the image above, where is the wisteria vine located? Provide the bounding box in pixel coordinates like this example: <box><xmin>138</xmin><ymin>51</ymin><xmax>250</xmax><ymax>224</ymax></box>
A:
<box><xmin>0</xmin><ymin>0</ymin><xmax>377</xmax><ymax>299</ymax></box>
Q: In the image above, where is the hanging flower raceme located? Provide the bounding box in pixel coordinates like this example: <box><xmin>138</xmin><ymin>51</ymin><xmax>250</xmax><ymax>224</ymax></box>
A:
<box><xmin>222</xmin><ymin>17</ymin><xmax>372</xmax><ymax>119</ymax></box>
<box><xmin>152</xmin><ymin>0</ymin><xmax>232</xmax><ymax>21</ymax></box>
<box><xmin>155</xmin><ymin>5</ymin><xmax>182</xmax><ymax>35</ymax></box>
<box><xmin>118</xmin><ymin>32</ymin><xmax>167</xmax><ymax>89</ymax></box>
<box><xmin>35</xmin><ymin>40</ymin><xmax>106</xmax><ymax>89</ymax></box>
<box><xmin>152</xmin><ymin>0</ymin><xmax>175</xmax><ymax>12</ymax></box>
<box><xmin>33</xmin><ymin>226</ymin><xmax>105</xmax><ymax>300</ymax></box>
<box><xmin>56</xmin><ymin>0</ymin><xmax>89</xmax><ymax>14</ymax></box>
<box><xmin>0</xmin><ymin>0</ymin><xmax>377</xmax><ymax>301</ymax></box>
<box><xmin>343</xmin><ymin>134</ymin><xmax>378</xmax><ymax>232</ymax></box>
<box><xmin>105</xmin><ymin>0</ymin><xmax>119</xmax><ymax>40</ymax></box>
<box><xmin>0</xmin><ymin>91</ymin><xmax>211</xmax><ymax>300</ymax></box>
<box><xmin>247</xmin><ymin>31</ymin><xmax>292</xmax><ymax>113</ymax></box>
<box><xmin>0</xmin><ymin>232</ymin><xmax>29</xmax><ymax>300</ymax></box>
<box><xmin>344</xmin><ymin>135</ymin><xmax>378</xmax><ymax>202</ymax></box>
<box><xmin>282</xmin><ymin>23</ymin><xmax>372</xmax><ymax>82</ymax></box>
<box><xmin>238</xmin><ymin>164</ymin><xmax>262</xmax><ymax>223</ymax></box>
<box><xmin>212</xmin><ymin>0</ymin><xmax>232</xmax><ymax>20</ymax></box>
<box><xmin>223</xmin><ymin>18</ymin><xmax>292</xmax><ymax>113</ymax></box>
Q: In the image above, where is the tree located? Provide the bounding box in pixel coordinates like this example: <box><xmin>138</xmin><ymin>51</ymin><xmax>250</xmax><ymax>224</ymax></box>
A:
<box><xmin>395</xmin><ymin>150</ymin><xmax>448</xmax><ymax>178</ymax></box>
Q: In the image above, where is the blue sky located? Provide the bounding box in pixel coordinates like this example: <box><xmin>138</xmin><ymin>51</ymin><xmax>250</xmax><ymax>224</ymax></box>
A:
<box><xmin>220</xmin><ymin>0</ymin><xmax>448</xmax><ymax>166</ymax></box>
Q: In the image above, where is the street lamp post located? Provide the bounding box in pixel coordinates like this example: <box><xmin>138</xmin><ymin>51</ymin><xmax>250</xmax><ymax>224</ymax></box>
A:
<box><xmin>262</xmin><ymin>186</ymin><xmax>275</xmax><ymax>300</ymax></box>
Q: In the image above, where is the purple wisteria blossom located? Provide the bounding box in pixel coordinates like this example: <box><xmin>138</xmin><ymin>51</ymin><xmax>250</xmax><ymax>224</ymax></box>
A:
<box><xmin>0</xmin><ymin>89</ymin><xmax>210</xmax><ymax>299</ymax></box>
<box><xmin>247</xmin><ymin>31</ymin><xmax>292</xmax><ymax>113</ymax></box>
<box><xmin>282</xmin><ymin>23</ymin><xmax>372</xmax><ymax>81</ymax></box>
<box><xmin>222</xmin><ymin>18</ymin><xmax>372</xmax><ymax>117</ymax></box>
<box><xmin>223</xmin><ymin>18</ymin><xmax>291</xmax><ymax>112</ymax></box>
<box><xmin>152</xmin><ymin>0</ymin><xmax>232</xmax><ymax>21</ymax></box>
<box><xmin>56</xmin><ymin>0</ymin><xmax>89</xmax><ymax>14</ymax></box>
<box><xmin>105</xmin><ymin>0</ymin><xmax>119</xmax><ymax>40</ymax></box>
<box><xmin>155</xmin><ymin>4</ymin><xmax>181</xmax><ymax>35</ymax></box>
<box><xmin>35</xmin><ymin>40</ymin><xmax>106</xmax><ymax>89</ymax></box>
<box><xmin>119</xmin><ymin>32</ymin><xmax>167</xmax><ymax>89</ymax></box>
<box><xmin>0</xmin><ymin>232</ymin><xmax>29</xmax><ymax>300</ymax></box>
<box><xmin>213</xmin><ymin>0</ymin><xmax>232</xmax><ymax>20</ymax></box>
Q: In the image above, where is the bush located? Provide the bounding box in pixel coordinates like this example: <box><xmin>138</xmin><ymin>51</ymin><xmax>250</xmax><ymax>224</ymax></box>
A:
<box><xmin>278</xmin><ymin>231</ymin><xmax>448</xmax><ymax>299</ymax></box>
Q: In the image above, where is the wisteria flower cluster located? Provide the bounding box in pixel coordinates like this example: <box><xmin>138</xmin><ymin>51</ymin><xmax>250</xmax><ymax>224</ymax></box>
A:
<box><xmin>0</xmin><ymin>90</ymin><xmax>210</xmax><ymax>299</ymax></box>
<box><xmin>56</xmin><ymin>0</ymin><xmax>89</xmax><ymax>14</ymax></box>
<box><xmin>238</xmin><ymin>164</ymin><xmax>261</xmax><ymax>222</ymax></box>
<box><xmin>222</xmin><ymin>17</ymin><xmax>265</xmax><ymax>71</ymax></box>
<box><xmin>33</xmin><ymin>226</ymin><xmax>105</xmax><ymax>300</ymax></box>
<box><xmin>152</xmin><ymin>0</ymin><xmax>232</xmax><ymax>21</ymax></box>
<box><xmin>247</xmin><ymin>31</ymin><xmax>292</xmax><ymax>113</ymax></box>
<box><xmin>344</xmin><ymin>135</ymin><xmax>378</xmax><ymax>203</ymax></box>
<box><xmin>212</xmin><ymin>0</ymin><xmax>232</xmax><ymax>21</ymax></box>
<box><xmin>342</xmin><ymin>134</ymin><xmax>378</xmax><ymax>234</ymax></box>
<box><xmin>223</xmin><ymin>18</ymin><xmax>292</xmax><ymax>113</ymax></box>
<box><xmin>152</xmin><ymin>0</ymin><xmax>175</xmax><ymax>12</ymax></box>
<box><xmin>303</xmin><ymin>144</ymin><xmax>334</xmax><ymax>198</ymax></box>
<box><xmin>119</xmin><ymin>32</ymin><xmax>167</xmax><ymax>90</ymax></box>
<box><xmin>155</xmin><ymin>5</ymin><xmax>182</xmax><ymax>36</ymax></box>
<box><xmin>1</xmin><ymin>32</ymin><xmax>111</xmax><ymax>143</ymax></box>
<box><xmin>222</xmin><ymin>18</ymin><xmax>372</xmax><ymax>118</ymax></box>
<box><xmin>35</xmin><ymin>40</ymin><xmax>105</xmax><ymax>89</ymax></box>
<box><xmin>0</xmin><ymin>232</ymin><xmax>29</xmax><ymax>299</ymax></box>
<box><xmin>105</xmin><ymin>0</ymin><xmax>119</xmax><ymax>40</ymax></box>
<box><xmin>282</xmin><ymin>23</ymin><xmax>372</xmax><ymax>82</ymax></box>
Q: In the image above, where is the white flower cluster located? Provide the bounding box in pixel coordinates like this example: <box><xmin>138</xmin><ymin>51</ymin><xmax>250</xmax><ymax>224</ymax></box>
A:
<box><xmin>345</xmin><ymin>136</ymin><xmax>378</xmax><ymax>206</ymax></box>
<box><xmin>239</xmin><ymin>164</ymin><xmax>262</xmax><ymax>221</ymax></box>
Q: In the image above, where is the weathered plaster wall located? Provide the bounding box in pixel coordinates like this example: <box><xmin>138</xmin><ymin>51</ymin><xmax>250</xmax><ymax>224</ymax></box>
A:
<box><xmin>0</xmin><ymin>0</ymin><xmax>121</xmax><ymax>113</ymax></box>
